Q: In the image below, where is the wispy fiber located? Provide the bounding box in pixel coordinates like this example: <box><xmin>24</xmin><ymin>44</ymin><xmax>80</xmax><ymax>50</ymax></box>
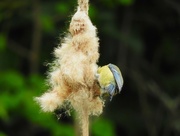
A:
<box><xmin>35</xmin><ymin>0</ymin><xmax>104</xmax><ymax>135</ymax></box>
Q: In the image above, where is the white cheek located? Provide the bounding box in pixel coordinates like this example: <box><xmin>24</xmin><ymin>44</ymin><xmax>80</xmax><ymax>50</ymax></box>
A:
<box><xmin>95</xmin><ymin>73</ymin><xmax>99</xmax><ymax>79</ymax></box>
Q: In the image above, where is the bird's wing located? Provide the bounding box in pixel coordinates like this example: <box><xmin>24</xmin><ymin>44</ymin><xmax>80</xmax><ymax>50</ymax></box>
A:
<box><xmin>108</xmin><ymin>64</ymin><xmax>123</xmax><ymax>93</ymax></box>
<box><xmin>105</xmin><ymin>84</ymin><xmax>116</xmax><ymax>101</ymax></box>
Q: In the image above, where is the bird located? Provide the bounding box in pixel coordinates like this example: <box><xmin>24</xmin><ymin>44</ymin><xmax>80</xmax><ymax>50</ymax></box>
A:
<box><xmin>96</xmin><ymin>63</ymin><xmax>123</xmax><ymax>101</ymax></box>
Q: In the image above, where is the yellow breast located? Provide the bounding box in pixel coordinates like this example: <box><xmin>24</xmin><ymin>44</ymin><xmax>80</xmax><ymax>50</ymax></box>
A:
<box><xmin>97</xmin><ymin>65</ymin><xmax>115</xmax><ymax>87</ymax></box>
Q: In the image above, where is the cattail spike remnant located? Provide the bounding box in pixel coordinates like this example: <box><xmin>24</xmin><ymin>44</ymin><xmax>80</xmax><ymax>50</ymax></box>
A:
<box><xmin>35</xmin><ymin>0</ymin><xmax>104</xmax><ymax>136</ymax></box>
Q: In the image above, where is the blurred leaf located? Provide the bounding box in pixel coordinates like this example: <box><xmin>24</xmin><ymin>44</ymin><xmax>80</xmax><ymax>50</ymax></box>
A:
<box><xmin>0</xmin><ymin>71</ymin><xmax>24</xmax><ymax>90</ymax></box>
<box><xmin>172</xmin><ymin>118</ymin><xmax>180</xmax><ymax>132</ymax></box>
<box><xmin>99</xmin><ymin>0</ymin><xmax>116</xmax><ymax>7</ymax></box>
<box><xmin>0</xmin><ymin>132</ymin><xmax>7</xmax><ymax>136</ymax></box>
<box><xmin>89</xmin><ymin>5</ymin><xmax>98</xmax><ymax>19</ymax></box>
<box><xmin>0</xmin><ymin>90</ymin><xmax>24</xmax><ymax>114</ymax></box>
<box><xmin>118</xmin><ymin>0</ymin><xmax>134</xmax><ymax>5</ymax></box>
<box><xmin>0</xmin><ymin>34</ymin><xmax>6</xmax><ymax>51</ymax></box>
<box><xmin>52</xmin><ymin>124</ymin><xmax>75</xmax><ymax>136</ymax></box>
<box><xmin>0</xmin><ymin>103</ymin><xmax>8</xmax><ymax>119</ymax></box>
<box><xmin>41</xmin><ymin>15</ymin><xmax>55</xmax><ymax>33</ymax></box>
<box><xmin>55</xmin><ymin>3</ymin><xmax>69</xmax><ymax>14</ymax></box>
<box><xmin>28</xmin><ymin>74</ymin><xmax>45</xmax><ymax>93</ymax></box>
<box><xmin>91</xmin><ymin>118</ymin><xmax>115</xmax><ymax>136</ymax></box>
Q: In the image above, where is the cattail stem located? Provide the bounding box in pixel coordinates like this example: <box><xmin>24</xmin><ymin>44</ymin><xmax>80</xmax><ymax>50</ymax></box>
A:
<box><xmin>81</xmin><ymin>106</ymin><xmax>89</xmax><ymax>136</ymax></box>
<box><xmin>78</xmin><ymin>0</ymin><xmax>89</xmax><ymax>14</ymax></box>
<box><xmin>76</xmin><ymin>0</ymin><xmax>90</xmax><ymax>135</ymax></box>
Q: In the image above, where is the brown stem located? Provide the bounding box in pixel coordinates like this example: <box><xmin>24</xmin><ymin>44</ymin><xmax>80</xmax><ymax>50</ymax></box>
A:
<box><xmin>132</xmin><ymin>71</ymin><xmax>158</xmax><ymax>136</ymax></box>
<box><xmin>8</xmin><ymin>40</ymin><xmax>30</xmax><ymax>59</ymax></box>
<box><xmin>81</xmin><ymin>107</ymin><xmax>89</xmax><ymax>136</ymax></box>
<box><xmin>30</xmin><ymin>0</ymin><xmax>42</xmax><ymax>74</ymax></box>
<box><xmin>117</xmin><ymin>7</ymin><xmax>132</xmax><ymax>71</ymax></box>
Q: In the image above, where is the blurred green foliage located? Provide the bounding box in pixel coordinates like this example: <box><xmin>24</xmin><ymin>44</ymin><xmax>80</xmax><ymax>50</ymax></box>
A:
<box><xmin>0</xmin><ymin>0</ymin><xmax>180</xmax><ymax>136</ymax></box>
<box><xmin>0</xmin><ymin>70</ymin><xmax>115</xmax><ymax>135</ymax></box>
<box><xmin>91</xmin><ymin>118</ymin><xmax>116</xmax><ymax>136</ymax></box>
<box><xmin>118</xmin><ymin>0</ymin><xmax>134</xmax><ymax>5</ymax></box>
<box><xmin>0</xmin><ymin>71</ymin><xmax>76</xmax><ymax>135</ymax></box>
<box><xmin>0</xmin><ymin>34</ymin><xmax>6</xmax><ymax>51</ymax></box>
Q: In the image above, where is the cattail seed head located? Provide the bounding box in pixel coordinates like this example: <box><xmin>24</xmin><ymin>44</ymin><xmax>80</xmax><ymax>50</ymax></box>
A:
<box><xmin>35</xmin><ymin>1</ymin><xmax>103</xmax><ymax>135</ymax></box>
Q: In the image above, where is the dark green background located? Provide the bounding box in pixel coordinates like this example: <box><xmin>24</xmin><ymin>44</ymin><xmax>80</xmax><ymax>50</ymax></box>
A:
<box><xmin>0</xmin><ymin>0</ymin><xmax>180</xmax><ymax>136</ymax></box>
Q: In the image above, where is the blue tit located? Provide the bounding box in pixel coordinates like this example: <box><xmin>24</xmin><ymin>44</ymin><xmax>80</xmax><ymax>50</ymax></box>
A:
<box><xmin>96</xmin><ymin>63</ymin><xmax>123</xmax><ymax>101</ymax></box>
